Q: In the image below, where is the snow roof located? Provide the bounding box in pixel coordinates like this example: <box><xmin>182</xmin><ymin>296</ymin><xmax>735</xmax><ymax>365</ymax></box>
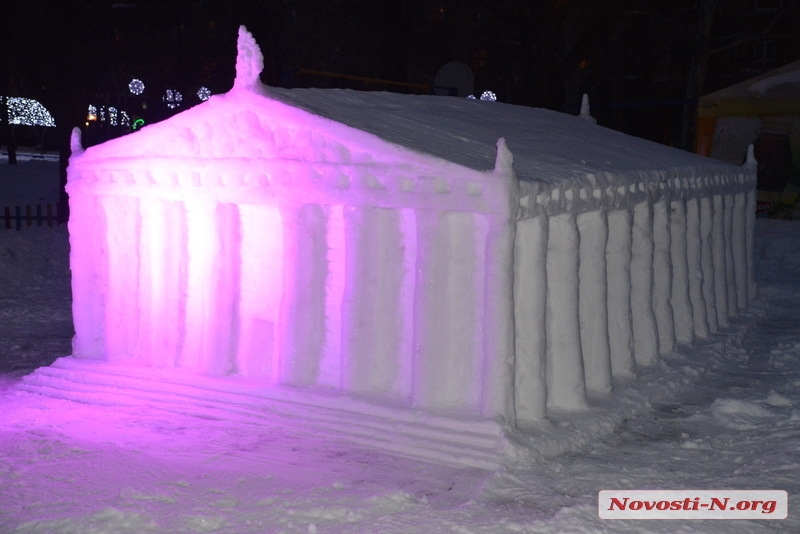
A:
<box><xmin>263</xmin><ymin>86</ymin><xmax>738</xmax><ymax>184</ymax></box>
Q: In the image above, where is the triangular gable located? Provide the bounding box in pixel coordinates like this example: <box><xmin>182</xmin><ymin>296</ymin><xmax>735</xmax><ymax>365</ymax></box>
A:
<box><xmin>77</xmin><ymin>88</ymin><xmax>445</xmax><ymax>171</ymax></box>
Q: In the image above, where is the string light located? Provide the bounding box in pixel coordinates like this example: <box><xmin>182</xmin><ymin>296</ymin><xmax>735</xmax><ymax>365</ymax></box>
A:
<box><xmin>197</xmin><ymin>87</ymin><xmax>211</xmax><ymax>101</ymax></box>
<box><xmin>466</xmin><ymin>94</ymin><xmax>476</xmax><ymax>99</ymax></box>
<box><xmin>163</xmin><ymin>89</ymin><xmax>183</xmax><ymax>109</ymax></box>
<box><xmin>480</xmin><ymin>90</ymin><xmax>497</xmax><ymax>102</ymax></box>
<box><xmin>87</xmin><ymin>105</ymin><xmax>98</xmax><ymax>121</ymax></box>
<box><xmin>129</xmin><ymin>79</ymin><xmax>145</xmax><ymax>95</ymax></box>
<box><xmin>109</xmin><ymin>107</ymin><xmax>118</xmax><ymax>126</ymax></box>
<box><xmin>1</xmin><ymin>97</ymin><xmax>56</xmax><ymax>127</ymax></box>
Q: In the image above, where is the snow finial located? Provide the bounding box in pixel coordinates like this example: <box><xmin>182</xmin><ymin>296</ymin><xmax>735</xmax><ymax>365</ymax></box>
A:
<box><xmin>494</xmin><ymin>137</ymin><xmax>520</xmax><ymax>220</ymax></box>
<box><xmin>70</xmin><ymin>127</ymin><xmax>84</xmax><ymax>156</ymax></box>
<box><xmin>745</xmin><ymin>143</ymin><xmax>757</xmax><ymax>170</ymax></box>
<box><xmin>580</xmin><ymin>94</ymin><xmax>596</xmax><ymax>124</ymax></box>
<box><xmin>494</xmin><ymin>137</ymin><xmax>514</xmax><ymax>175</ymax></box>
<box><xmin>234</xmin><ymin>25</ymin><xmax>264</xmax><ymax>90</ymax></box>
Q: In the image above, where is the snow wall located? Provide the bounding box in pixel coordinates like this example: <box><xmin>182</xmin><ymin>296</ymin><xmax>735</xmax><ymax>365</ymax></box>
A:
<box><xmin>65</xmin><ymin>28</ymin><xmax>757</xmax><ymax>431</ymax></box>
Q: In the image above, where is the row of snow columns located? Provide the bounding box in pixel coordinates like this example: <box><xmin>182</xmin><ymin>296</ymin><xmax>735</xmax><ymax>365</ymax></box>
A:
<box><xmin>71</xmin><ymin>188</ymin><xmax>511</xmax><ymax>419</ymax></box>
<box><xmin>274</xmin><ymin>200</ymin><xmax>515</xmax><ymax>418</ymax></box>
<box><xmin>512</xmin><ymin>182</ymin><xmax>756</xmax><ymax>426</ymax></box>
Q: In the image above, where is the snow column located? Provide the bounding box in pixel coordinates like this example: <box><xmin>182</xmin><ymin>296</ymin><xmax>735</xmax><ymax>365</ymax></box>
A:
<box><xmin>341</xmin><ymin>206</ymin><xmax>412</xmax><ymax>398</ymax></box>
<box><xmin>138</xmin><ymin>198</ymin><xmax>186</xmax><ymax>368</ymax></box>
<box><xmin>317</xmin><ymin>205</ymin><xmax>346</xmax><ymax>388</ymax></box>
<box><xmin>724</xmin><ymin>194</ymin><xmax>737</xmax><ymax>318</ymax></box>
<box><xmin>712</xmin><ymin>194</ymin><xmax>729</xmax><ymax>328</ymax></box>
<box><xmin>577</xmin><ymin>210</ymin><xmax>612</xmax><ymax>394</ymax></box>
<box><xmin>652</xmin><ymin>197</ymin><xmax>675</xmax><ymax>356</ymax></box>
<box><xmin>413</xmin><ymin>210</ymin><xmax>483</xmax><ymax>412</ymax></box>
<box><xmin>237</xmin><ymin>204</ymin><xmax>283</xmax><ymax>379</ymax></box>
<box><xmin>277</xmin><ymin>204</ymin><xmax>328</xmax><ymax>386</ymax></box>
<box><xmin>686</xmin><ymin>198</ymin><xmax>709</xmax><ymax>340</ymax></box>
<box><xmin>101</xmin><ymin>195</ymin><xmax>140</xmax><ymax>361</ymax></box>
<box><xmin>631</xmin><ymin>200</ymin><xmax>659</xmax><ymax>368</ymax></box>
<box><xmin>733</xmin><ymin>191</ymin><xmax>748</xmax><ymax>311</ymax></box>
<box><xmin>182</xmin><ymin>200</ymin><xmax>239</xmax><ymax>375</ymax></box>
<box><xmin>606</xmin><ymin>209</ymin><xmax>635</xmax><ymax>379</ymax></box>
<box><xmin>670</xmin><ymin>199</ymin><xmax>693</xmax><ymax>345</ymax></box>
<box><xmin>746</xmin><ymin>189</ymin><xmax>757</xmax><ymax>301</ymax></box>
<box><xmin>545</xmin><ymin>213</ymin><xmax>588</xmax><ymax>410</ymax></box>
<box><xmin>514</xmin><ymin>215</ymin><xmax>548</xmax><ymax>423</ymax></box>
<box><xmin>481</xmin><ymin>141</ymin><xmax>518</xmax><ymax>422</ymax></box>
<box><xmin>69</xmin><ymin>191</ymin><xmax>108</xmax><ymax>359</ymax></box>
<box><xmin>482</xmin><ymin>215</ymin><xmax>516</xmax><ymax>421</ymax></box>
<box><xmin>700</xmin><ymin>196</ymin><xmax>718</xmax><ymax>333</ymax></box>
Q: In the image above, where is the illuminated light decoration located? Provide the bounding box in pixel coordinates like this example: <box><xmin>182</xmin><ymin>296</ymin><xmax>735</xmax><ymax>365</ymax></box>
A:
<box><xmin>1</xmin><ymin>96</ymin><xmax>56</xmax><ymax>127</ymax></box>
<box><xmin>121</xmin><ymin>110</ymin><xmax>130</xmax><ymax>126</ymax></box>
<box><xmin>34</xmin><ymin>25</ymin><xmax>758</xmax><ymax>467</ymax></box>
<box><xmin>480</xmin><ymin>90</ymin><xmax>496</xmax><ymax>101</ymax></box>
<box><xmin>132</xmin><ymin>117</ymin><xmax>145</xmax><ymax>130</ymax></box>
<box><xmin>163</xmin><ymin>89</ymin><xmax>183</xmax><ymax>109</ymax></box>
<box><xmin>109</xmin><ymin>107</ymin><xmax>118</xmax><ymax>126</ymax></box>
<box><xmin>99</xmin><ymin>107</ymin><xmax>106</xmax><ymax>122</ymax></box>
<box><xmin>466</xmin><ymin>94</ymin><xmax>476</xmax><ymax>99</ymax></box>
<box><xmin>87</xmin><ymin>105</ymin><xmax>98</xmax><ymax>122</ymax></box>
<box><xmin>129</xmin><ymin>78</ymin><xmax>145</xmax><ymax>95</ymax></box>
<box><xmin>197</xmin><ymin>86</ymin><xmax>211</xmax><ymax>101</ymax></box>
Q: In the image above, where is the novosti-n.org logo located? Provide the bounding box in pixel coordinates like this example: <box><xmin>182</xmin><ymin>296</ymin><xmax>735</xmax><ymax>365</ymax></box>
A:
<box><xmin>599</xmin><ymin>490</ymin><xmax>787</xmax><ymax>520</ymax></box>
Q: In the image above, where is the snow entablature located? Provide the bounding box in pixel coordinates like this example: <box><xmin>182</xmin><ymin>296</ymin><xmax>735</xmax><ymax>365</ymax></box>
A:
<box><xmin>57</xmin><ymin>28</ymin><xmax>757</xmax><ymax>465</ymax></box>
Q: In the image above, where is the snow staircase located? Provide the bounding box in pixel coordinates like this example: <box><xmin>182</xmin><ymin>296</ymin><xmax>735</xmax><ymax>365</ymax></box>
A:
<box><xmin>18</xmin><ymin>357</ymin><xmax>511</xmax><ymax>470</ymax></box>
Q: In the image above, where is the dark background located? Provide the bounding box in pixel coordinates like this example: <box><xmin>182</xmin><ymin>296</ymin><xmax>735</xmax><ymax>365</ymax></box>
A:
<box><xmin>1</xmin><ymin>0</ymin><xmax>798</xmax><ymax>215</ymax></box>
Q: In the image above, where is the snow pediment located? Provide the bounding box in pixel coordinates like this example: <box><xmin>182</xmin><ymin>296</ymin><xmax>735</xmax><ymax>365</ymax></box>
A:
<box><xmin>75</xmin><ymin>24</ymin><xmax>445</xmax><ymax>170</ymax></box>
<box><xmin>76</xmin><ymin>89</ymin><xmax>416</xmax><ymax>169</ymax></box>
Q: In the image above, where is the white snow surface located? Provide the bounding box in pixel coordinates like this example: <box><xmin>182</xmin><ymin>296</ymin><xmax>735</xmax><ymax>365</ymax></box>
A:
<box><xmin>1</xmin><ymin>160</ymin><xmax>800</xmax><ymax>532</ymax></box>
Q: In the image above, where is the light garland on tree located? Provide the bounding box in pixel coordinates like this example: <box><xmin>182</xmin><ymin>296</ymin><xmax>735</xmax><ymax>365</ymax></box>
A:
<box><xmin>163</xmin><ymin>89</ymin><xmax>183</xmax><ymax>109</ymax></box>
<box><xmin>480</xmin><ymin>90</ymin><xmax>497</xmax><ymax>101</ymax></box>
<box><xmin>129</xmin><ymin>79</ymin><xmax>145</xmax><ymax>95</ymax></box>
<box><xmin>197</xmin><ymin>87</ymin><xmax>211</xmax><ymax>101</ymax></box>
<box><xmin>1</xmin><ymin>96</ymin><xmax>56</xmax><ymax>127</ymax></box>
<box><xmin>87</xmin><ymin>104</ymin><xmax>131</xmax><ymax>127</ymax></box>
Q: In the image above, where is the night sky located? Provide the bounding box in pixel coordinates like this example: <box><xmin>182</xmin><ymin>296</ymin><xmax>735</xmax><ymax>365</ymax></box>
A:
<box><xmin>2</xmin><ymin>0</ymin><xmax>798</xmax><ymax>157</ymax></box>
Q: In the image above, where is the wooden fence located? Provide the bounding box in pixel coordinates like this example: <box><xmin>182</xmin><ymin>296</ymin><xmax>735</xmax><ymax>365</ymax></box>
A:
<box><xmin>2</xmin><ymin>203</ymin><xmax>61</xmax><ymax>230</ymax></box>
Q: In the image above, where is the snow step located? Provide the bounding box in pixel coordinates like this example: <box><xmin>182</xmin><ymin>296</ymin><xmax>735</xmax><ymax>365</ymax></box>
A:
<box><xmin>18</xmin><ymin>358</ymin><xmax>511</xmax><ymax>470</ymax></box>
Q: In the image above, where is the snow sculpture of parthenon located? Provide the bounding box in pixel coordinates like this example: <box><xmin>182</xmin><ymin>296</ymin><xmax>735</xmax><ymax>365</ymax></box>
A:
<box><xmin>58</xmin><ymin>28</ymin><xmax>756</xmax><ymax>437</ymax></box>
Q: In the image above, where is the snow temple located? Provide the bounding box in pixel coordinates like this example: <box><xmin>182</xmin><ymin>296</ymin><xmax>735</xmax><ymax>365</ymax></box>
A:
<box><xmin>22</xmin><ymin>28</ymin><xmax>757</xmax><ymax>468</ymax></box>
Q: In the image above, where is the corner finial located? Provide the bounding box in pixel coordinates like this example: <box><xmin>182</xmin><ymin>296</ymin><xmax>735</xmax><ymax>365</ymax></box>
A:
<box><xmin>494</xmin><ymin>137</ymin><xmax>514</xmax><ymax>175</ymax></box>
<box><xmin>234</xmin><ymin>25</ymin><xmax>264</xmax><ymax>90</ymax></box>
<box><xmin>745</xmin><ymin>143</ymin><xmax>757</xmax><ymax>170</ymax></box>
<box><xmin>70</xmin><ymin>127</ymin><xmax>84</xmax><ymax>156</ymax></box>
<box><xmin>580</xmin><ymin>94</ymin><xmax>596</xmax><ymax>124</ymax></box>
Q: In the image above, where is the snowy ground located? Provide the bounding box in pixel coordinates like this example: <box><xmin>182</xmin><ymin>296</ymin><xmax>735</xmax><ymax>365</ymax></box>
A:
<box><xmin>1</xmin><ymin>159</ymin><xmax>799</xmax><ymax>533</ymax></box>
